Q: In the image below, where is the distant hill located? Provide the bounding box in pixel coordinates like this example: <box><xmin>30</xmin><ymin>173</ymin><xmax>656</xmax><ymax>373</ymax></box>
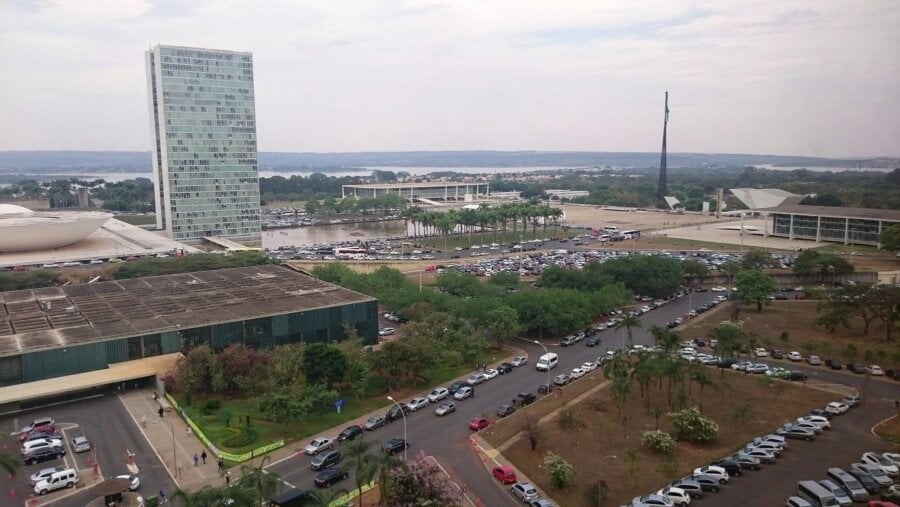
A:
<box><xmin>0</xmin><ymin>150</ymin><xmax>893</xmax><ymax>173</ymax></box>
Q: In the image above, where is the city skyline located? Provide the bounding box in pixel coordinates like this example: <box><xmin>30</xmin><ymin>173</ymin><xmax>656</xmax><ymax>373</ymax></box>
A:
<box><xmin>1</xmin><ymin>1</ymin><xmax>899</xmax><ymax>158</ymax></box>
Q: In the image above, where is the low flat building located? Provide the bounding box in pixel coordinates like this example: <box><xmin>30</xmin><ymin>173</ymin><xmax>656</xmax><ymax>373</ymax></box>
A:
<box><xmin>342</xmin><ymin>182</ymin><xmax>489</xmax><ymax>203</ymax></box>
<box><xmin>545</xmin><ymin>189</ymin><xmax>589</xmax><ymax>200</ymax></box>
<box><xmin>757</xmin><ymin>203</ymin><xmax>900</xmax><ymax>247</ymax></box>
<box><xmin>0</xmin><ymin>264</ymin><xmax>377</xmax><ymax>408</ymax></box>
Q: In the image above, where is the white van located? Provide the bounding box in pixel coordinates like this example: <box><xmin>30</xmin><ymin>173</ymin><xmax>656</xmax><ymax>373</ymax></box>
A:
<box><xmin>602</xmin><ymin>226</ymin><xmax>619</xmax><ymax>233</ymax></box>
<box><xmin>536</xmin><ymin>353</ymin><xmax>558</xmax><ymax>371</ymax></box>
<box><xmin>34</xmin><ymin>468</ymin><xmax>78</xmax><ymax>495</ymax></box>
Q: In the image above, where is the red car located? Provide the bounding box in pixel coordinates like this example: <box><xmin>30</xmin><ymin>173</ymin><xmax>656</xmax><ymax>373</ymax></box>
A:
<box><xmin>492</xmin><ymin>466</ymin><xmax>517</xmax><ymax>484</ymax></box>
<box><xmin>868</xmin><ymin>502</ymin><xmax>899</xmax><ymax>507</ymax></box>
<box><xmin>468</xmin><ymin>417</ymin><xmax>490</xmax><ymax>431</ymax></box>
<box><xmin>18</xmin><ymin>423</ymin><xmax>55</xmax><ymax>441</ymax></box>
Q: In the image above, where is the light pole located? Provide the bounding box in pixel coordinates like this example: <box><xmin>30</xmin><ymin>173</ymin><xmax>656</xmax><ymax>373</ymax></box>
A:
<box><xmin>155</xmin><ymin>419</ymin><xmax>178</xmax><ymax>479</ymax></box>
<box><xmin>598</xmin><ymin>455</ymin><xmax>617</xmax><ymax>505</ymax></box>
<box><xmin>386</xmin><ymin>396</ymin><xmax>408</xmax><ymax>461</ymax></box>
<box><xmin>533</xmin><ymin>340</ymin><xmax>551</xmax><ymax>394</ymax></box>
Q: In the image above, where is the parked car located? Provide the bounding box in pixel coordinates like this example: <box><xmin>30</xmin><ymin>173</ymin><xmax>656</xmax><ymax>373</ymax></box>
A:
<box><xmin>363</xmin><ymin>416</ymin><xmax>385</xmax><ymax>431</ymax></box>
<box><xmin>469</xmin><ymin>417</ymin><xmax>490</xmax><ymax>431</ymax></box>
<box><xmin>405</xmin><ymin>397</ymin><xmax>429</xmax><ymax>412</ymax></box>
<box><xmin>33</xmin><ymin>468</ymin><xmax>78</xmax><ymax>495</ymax></box>
<box><xmin>553</xmin><ymin>373</ymin><xmax>571</xmax><ymax>386</ymax></box>
<box><xmin>385</xmin><ymin>404</ymin><xmax>409</xmax><ymax>422</ymax></box>
<box><xmin>787</xmin><ymin>351</ymin><xmax>803</xmax><ymax>362</ymax></box>
<box><xmin>310</xmin><ymin>450</ymin><xmax>341</xmax><ymax>471</ymax></box>
<box><xmin>785</xmin><ymin>496</ymin><xmax>813</xmax><ymax>507</ymax></box>
<box><xmin>337</xmin><ymin>425</ymin><xmax>363</xmax><ymax>442</ymax></box>
<box><xmin>560</xmin><ymin>335</ymin><xmax>578</xmax><ymax>347</ymax></box>
<box><xmin>710</xmin><ymin>458</ymin><xmax>742</xmax><ymax>477</ymax></box>
<box><xmin>314</xmin><ymin>468</ymin><xmax>348</xmax><ymax>488</ymax></box>
<box><xmin>23</xmin><ymin>446</ymin><xmax>65</xmax><ymax>465</ymax></box>
<box><xmin>797</xmin><ymin>415</ymin><xmax>831</xmax><ymax>430</ymax></box>
<box><xmin>754</xmin><ymin>348</ymin><xmax>769</xmax><ymax>358</ymax></box>
<box><xmin>467</xmin><ymin>374</ymin><xmax>486</xmax><ymax>385</ymax></box>
<box><xmin>687</xmin><ymin>474</ymin><xmax>722</xmax><ymax>492</ymax></box>
<box><xmin>843</xmin><ymin>395</ymin><xmax>862</xmax><ymax>407</ymax></box>
<box><xmin>848</xmin><ymin>363</ymin><xmax>867</xmax><ymax>374</ymax></box>
<box><xmin>741</xmin><ymin>448</ymin><xmax>777</xmax><ymax>463</ymax></box>
<box><xmin>817</xmin><ymin>479</ymin><xmax>853</xmax><ymax>506</ymax></box>
<box><xmin>861</xmin><ymin>452</ymin><xmax>899</xmax><ymax>477</ymax></box>
<box><xmin>116</xmin><ymin>474</ymin><xmax>140</xmax><ymax>492</ymax></box>
<box><xmin>383</xmin><ymin>438</ymin><xmax>409</xmax><ymax>456</ymax></box>
<box><xmin>30</xmin><ymin>466</ymin><xmax>68</xmax><ymax>486</ymax></box>
<box><xmin>448</xmin><ymin>381</ymin><xmax>471</xmax><ymax>395</ymax></box>
<box><xmin>427</xmin><ymin>387</ymin><xmax>449</xmax><ymax>403</ymax></box>
<box><xmin>785</xmin><ymin>371</ymin><xmax>808</xmax><ymax>381</ymax></box>
<box><xmin>655</xmin><ymin>486</ymin><xmax>692</xmax><ymax>506</ymax></box>
<box><xmin>771</xmin><ymin>349</ymin><xmax>785</xmax><ymax>359</ymax></box>
<box><xmin>303</xmin><ymin>437</ymin><xmax>334</xmax><ymax>455</ymax></box>
<box><xmin>454</xmin><ymin>386</ymin><xmax>474</xmax><ymax>400</ymax></box>
<box><xmin>729</xmin><ymin>453</ymin><xmax>762</xmax><ymax>470</ymax></box>
<box><xmin>669</xmin><ymin>479</ymin><xmax>704</xmax><ymax>499</ymax></box>
<box><xmin>810</xmin><ymin>408</ymin><xmax>835</xmax><ymax>420</ymax></box>
<box><xmin>807</xmin><ymin>355</ymin><xmax>822</xmax><ymax>366</ymax></box>
<box><xmin>71</xmin><ymin>436</ymin><xmax>91</xmax><ymax>453</ymax></box>
<box><xmin>492</xmin><ymin>466</ymin><xmax>517</xmax><ymax>484</ymax></box>
<box><xmin>434</xmin><ymin>402</ymin><xmax>456</xmax><ymax>416</ymax></box>
<box><xmin>850</xmin><ymin>463</ymin><xmax>894</xmax><ymax>487</ymax></box>
<box><xmin>512</xmin><ymin>392</ymin><xmax>537</xmax><ymax>407</ymax></box>
<box><xmin>537</xmin><ymin>383</ymin><xmax>557</xmax><ymax>395</ymax></box>
<box><xmin>632</xmin><ymin>494</ymin><xmax>675</xmax><ymax>506</ymax></box>
<box><xmin>885</xmin><ymin>369</ymin><xmax>900</xmax><ymax>380</ymax></box>
<box><xmin>849</xmin><ymin>469</ymin><xmax>883</xmax><ymax>494</ymax></box>
<box><xmin>527</xmin><ymin>499</ymin><xmax>555</xmax><ymax>507</ymax></box>
<box><xmin>497</xmin><ymin>405</ymin><xmax>517</xmax><ymax>418</ymax></box>
<box><xmin>825</xmin><ymin>358</ymin><xmax>843</xmax><ymax>370</ymax></box>
<box><xmin>693</xmin><ymin>466</ymin><xmax>729</xmax><ymax>484</ymax></box>
<box><xmin>22</xmin><ymin>438</ymin><xmax>64</xmax><ymax>455</ymax></box>
<box><xmin>570</xmin><ymin>367</ymin><xmax>586</xmax><ymax>379</ymax></box>
<box><xmin>826</xmin><ymin>402</ymin><xmax>850</xmax><ymax>415</ymax></box>
<box><xmin>512</xmin><ymin>356</ymin><xmax>528</xmax><ymax>367</ymax></box>
<box><xmin>867</xmin><ymin>365</ymin><xmax>885</xmax><ymax>376</ymax></box>
<box><xmin>511</xmin><ymin>482</ymin><xmax>539</xmax><ymax>502</ymax></box>
<box><xmin>497</xmin><ymin>363</ymin><xmax>515</xmax><ymax>374</ymax></box>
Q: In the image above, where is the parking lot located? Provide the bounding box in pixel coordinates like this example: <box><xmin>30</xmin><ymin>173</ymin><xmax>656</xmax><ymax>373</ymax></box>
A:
<box><xmin>0</xmin><ymin>395</ymin><xmax>175</xmax><ymax>506</ymax></box>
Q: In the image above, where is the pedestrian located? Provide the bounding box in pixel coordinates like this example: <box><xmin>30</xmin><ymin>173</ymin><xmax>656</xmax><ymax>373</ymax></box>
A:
<box><xmin>218</xmin><ymin>458</ymin><xmax>225</xmax><ymax>472</ymax></box>
<box><xmin>193</xmin><ymin>453</ymin><xmax>199</xmax><ymax>467</ymax></box>
<box><xmin>153</xmin><ymin>392</ymin><xmax>159</xmax><ymax>401</ymax></box>
<box><xmin>225</xmin><ymin>471</ymin><xmax>231</xmax><ymax>487</ymax></box>
<box><xmin>158</xmin><ymin>490</ymin><xmax>166</xmax><ymax>504</ymax></box>
<box><xmin>186</xmin><ymin>426</ymin><xmax>192</xmax><ymax>437</ymax></box>
<box><xmin>158</xmin><ymin>407</ymin><xmax>164</xmax><ymax>418</ymax></box>
<box><xmin>201</xmin><ymin>450</ymin><xmax>207</xmax><ymax>464</ymax></box>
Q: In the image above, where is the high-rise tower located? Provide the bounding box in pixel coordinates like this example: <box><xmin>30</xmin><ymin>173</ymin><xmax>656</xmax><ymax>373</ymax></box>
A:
<box><xmin>145</xmin><ymin>45</ymin><xmax>261</xmax><ymax>245</ymax></box>
<box><xmin>657</xmin><ymin>91</ymin><xmax>669</xmax><ymax>199</ymax></box>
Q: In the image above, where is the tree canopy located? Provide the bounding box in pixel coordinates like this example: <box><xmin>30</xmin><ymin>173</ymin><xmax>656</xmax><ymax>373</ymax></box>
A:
<box><xmin>734</xmin><ymin>269</ymin><xmax>778</xmax><ymax>312</ymax></box>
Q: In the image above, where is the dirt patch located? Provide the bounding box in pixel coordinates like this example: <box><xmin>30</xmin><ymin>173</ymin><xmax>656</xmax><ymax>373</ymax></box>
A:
<box><xmin>555</xmin><ymin>204</ymin><xmax>721</xmax><ymax>232</ymax></box>
<box><xmin>874</xmin><ymin>415</ymin><xmax>900</xmax><ymax>445</ymax></box>
<box><xmin>483</xmin><ymin>369</ymin><xmax>838</xmax><ymax>507</ymax></box>
<box><xmin>680</xmin><ymin>300</ymin><xmax>900</xmax><ymax>365</ymax></box>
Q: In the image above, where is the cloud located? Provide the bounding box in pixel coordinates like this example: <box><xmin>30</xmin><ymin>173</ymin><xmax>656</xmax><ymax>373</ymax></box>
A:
<box><xmin>0</xmin><ymin>0</ymin><xmax>898</xmax><ymax>157</ymax></box>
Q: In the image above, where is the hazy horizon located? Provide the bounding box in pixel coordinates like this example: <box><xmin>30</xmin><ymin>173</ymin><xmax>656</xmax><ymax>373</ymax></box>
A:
<box><xmin>1</xmin><ymin>1</ymin><xmax>898</xmax><ymax>158</ymax></box>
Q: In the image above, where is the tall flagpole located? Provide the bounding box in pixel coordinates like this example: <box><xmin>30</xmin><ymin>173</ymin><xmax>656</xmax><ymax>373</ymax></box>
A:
<box><xmin>658</xmin><ymin>91</ymin><xmax>669</xmax><ymax>199</ymax></box>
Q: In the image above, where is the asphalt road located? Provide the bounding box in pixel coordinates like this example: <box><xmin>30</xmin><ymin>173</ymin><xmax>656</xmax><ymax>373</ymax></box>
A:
<box><xmin>0</xmin><ymin>395</ymin><xmax>175</xmax><ymax>506</ymax></box>
<box><xmin>266</xmin><ymin>291</ymin><xmax>716</xmax><ymax>505</ymax></box>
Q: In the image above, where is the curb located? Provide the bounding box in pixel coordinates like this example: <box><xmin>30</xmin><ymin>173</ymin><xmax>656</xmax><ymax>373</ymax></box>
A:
<box><xmin>871</xmin><ymin>413</ymin><xmax>899</xmax><ymax>441</ymax></box>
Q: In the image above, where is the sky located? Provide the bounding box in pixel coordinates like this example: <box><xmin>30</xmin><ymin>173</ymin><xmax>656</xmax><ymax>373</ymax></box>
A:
<box><xmin>1</xmin><ymin>1</ymin><xmax>898</xmax><ymax>158</ymax></box>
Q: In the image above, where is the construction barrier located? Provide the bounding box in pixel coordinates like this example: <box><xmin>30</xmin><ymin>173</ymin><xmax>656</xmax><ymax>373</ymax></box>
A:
<box><xmin>165</xmin><ymin>393</ymin><xmax>284</xmax><ymax>463</ymax></box>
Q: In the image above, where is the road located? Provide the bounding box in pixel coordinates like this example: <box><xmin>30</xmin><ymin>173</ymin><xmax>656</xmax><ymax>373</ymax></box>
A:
<box><xmin>266</xmin><ymin>291</ymin><xmax>717</xmax><ymax>505</ymax></box>
<box><xmin>0</xmin><ymin>395</ymin><xmax>175</xmax><ymax>507</ymax></box>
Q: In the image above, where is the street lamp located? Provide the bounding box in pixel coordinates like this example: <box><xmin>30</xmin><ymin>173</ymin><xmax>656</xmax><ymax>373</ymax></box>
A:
<box><xmin>533</xmin><ymin>340</ymin><xmax>551</xmax><ymax>395</ymax></box>
<box><xmin>386</xmin><ymin>396</ymin><xmax>408</xmax><ymax>461</ymax></box>
<box><xmin>597</xmin><ymin>455</ymin><xmax>618</xmax><ymax>505</ymax></box>
<box><xmin>155</xmin><ymin>419</ymin><xmax>178</xmax><ymax>479</ymax></box>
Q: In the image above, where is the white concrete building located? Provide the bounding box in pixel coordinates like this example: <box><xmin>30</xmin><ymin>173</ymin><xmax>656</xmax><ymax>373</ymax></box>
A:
<box><xmin>146</xmin><ymin>45</ymin><xmax>261</xmax><ymax>245</ymax></box>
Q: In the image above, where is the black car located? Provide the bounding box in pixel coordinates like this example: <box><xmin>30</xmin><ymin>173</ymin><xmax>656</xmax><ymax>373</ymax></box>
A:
<box><xmin>847</xmin><ymin>363</ymin><xmax>866</xmax><ymax>374</ymax></box>
<box><xmin>771</xmin><ymin>349</ymin><xmax>784</xmax><ymax>359</ymax></box>
<box><xmin>885</xmin><ymin>369</ymin><xmax>900</xmax><ymax>380</ymax></box>
<box><xmin>717</xmin><ymin>358</ymin><xmax>738</xmax><ymax>369</ymax></box>
<box><xmin>848</xmin><ymin>470</ymin><xmax>881</xmax><ymax>494</ymax></box>
<box><xmin>497</xmin><ymin>405</ymin><xmax>516</xmax><ymax>418</ymax></box>
<box><xmin>711</xmin><ymin>458</ymin><xmax>742</xmax><ymax>477</ymax></box>
<box><xmin>538</xmin><ymin>384</ymin><xmax>558</xmax><ymax>395</ymax></box>
<box><xmin>23</xmin><ymin>446</ymin><xmax>65</xmax><ymax>465</ymax></box>
<box><xmin>310</xmin><ymin>450</ymin><xmax>341</xmax><ymax>471</ymax></box>
<box><xmin>448</xmin><ymin>381</ymin><xmax>471</xmax><ymax>395</ymax></box>
<box><xmin>337</xmin><ymin>425</ymin><xmax>362</xmax><ymax>442</ymax></box>
<box><xmin>689</xmin><ymin>474</ymin><xmax>722</xmax><ymax>492</ymax></box>
<box><xmin>512</xmin><ymin>392</ymin><xmax>537</xmax><ymax>407</ymax></box>
<box><xmin>385</xmin><ymin>404</ymin><xmax>409</xmax><ymax>422</ymax></box>
<box><xmin>785</xmin><ymin>371</ymin><xmax>808</xmax><ymax>381</ymax></box>
<box><xmin>586</xmin><ymin>336</ymin><xmax>601</xmax><ymax>347</ymax></box>
<box><xmin>825</xmin><ymin>359</ymin><xmax>843</xmax><ymax>370</ymax></box>
<box><xmin>693</xmin><ymin>338</ymin><xmax>706</xmax><ymax>347</ymax></box>
<box><xmin>383</xmin><ymin>438</ymin><xmax>409</xmax><ymax>456</ymax></box>
<box><xmin>497</xmin><ymin>363</ymin><xmax>515</xmax><ymax>375</ymax></box>
<box><xmin>314</xmin><ymin>467</ymin><xmax>349</xmax><ymax>488</ymax></box>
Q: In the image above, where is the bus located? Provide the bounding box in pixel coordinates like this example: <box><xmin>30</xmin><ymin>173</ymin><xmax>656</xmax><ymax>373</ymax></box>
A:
<box><xmin>622</xmin><ymin>229</ymin><xmax>641</xmax><ymax>240</ymax></box>
<box><xmin>334</xmin><ymin>247</ymin><xmax>368</xmax><ymax>259</ymax></box>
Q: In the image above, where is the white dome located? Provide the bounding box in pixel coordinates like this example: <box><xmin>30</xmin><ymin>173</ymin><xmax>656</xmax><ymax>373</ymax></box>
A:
<box><xmin>0</xmin><ymin>204</ymin><xmax>34</xmax><ymax>215</ymax></box>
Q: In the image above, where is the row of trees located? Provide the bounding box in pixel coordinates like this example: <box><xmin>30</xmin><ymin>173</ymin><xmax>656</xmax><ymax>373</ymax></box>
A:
<box><xmin>817</xmin><ymin>284</ymin><xmax>900</xmax><ymax>341</ymax></box>
<box><xmin>303</xmin><ymin>193</ymin><xmax>407</xmax><ymax>215</ymax></box>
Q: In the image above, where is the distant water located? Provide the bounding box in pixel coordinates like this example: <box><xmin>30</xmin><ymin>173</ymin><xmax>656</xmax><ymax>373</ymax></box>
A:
<box><xmin>756</xmin><ymin>164</ymin><xmax>892</xmax><ymax>173</ymax></box>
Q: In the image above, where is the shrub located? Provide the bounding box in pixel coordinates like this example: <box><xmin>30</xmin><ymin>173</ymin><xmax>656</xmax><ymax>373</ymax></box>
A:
<box><xmin>200</xmin><ymin>399</ymin><xmax>221</xmax><ymax>415</ymax></box>
<box><xmin>221</xmin><ymin>426</ymin><xmax>257</xmax><ymax>448</ymax></box>
<box><xmin>543</xmin><ymin>452</ymin><xmax>576</xmax><ymax>489</ymax></box>
<box><xmin>668</xmin><ymin>406</ymin><xmax>719</xmax><ymax>443</ymax></box>
<box><xmin>641</xmin><ymin>430</ymin><xmax>676</xmax><ymax>455</ymax></box>
<box><xmin>558</xmin><ymin>406</ymin><xmax>584</xmax><ymax>431</ymax></box>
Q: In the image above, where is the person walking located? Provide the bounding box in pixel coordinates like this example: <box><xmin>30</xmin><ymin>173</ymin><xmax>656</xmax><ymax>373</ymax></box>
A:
<box><xmin>186</xmin><ymin>426</ymin><xmax>192</xmax><ymax>437</ymax></box>
<box><xmin>193</xmin><ymin>453</ymin><xmax>199</xmax><ymax>467</ymax></box>
<box><xmin>201</xmin><ymin>450</ymin><xmax>207</xmax><ymax>464</ymax></box>
<box><xmin>225</xmin><ymin>471</ymin><xmax>231</xmax><ymax>487</ymax></box>
<box><xmin>158</xmin><ymin>490</ymin><xmax>166</xmax><ymax>504</ymax></box>
<box><xmin>218</xmin><ymin>458</ymin><xmax>225</xmax><ymax>472</ymax></box>
<box><xmin>158</xmin><ymin>407</ymin><xmax>164</xmax><ymax>418</ymax></box>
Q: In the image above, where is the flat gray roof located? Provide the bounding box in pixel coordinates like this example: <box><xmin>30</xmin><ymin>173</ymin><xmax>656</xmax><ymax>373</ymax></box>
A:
<box><xmin>758</xmin><ymin>204</ymin><xmax>900</xmax><ymax>222</ymax></box>
<box><xmin>342</xmin><ymin>182</ymin><xmax>488</xmax><ymax>189</ymax></box>
<box><xmin>0</xmin><ymin>264</ymin><xmax>375</xmax><ymax>357</ymax></box>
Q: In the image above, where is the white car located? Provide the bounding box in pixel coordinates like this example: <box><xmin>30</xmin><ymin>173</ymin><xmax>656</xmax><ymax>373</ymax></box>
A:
<box><xmin>405</xmin><ymin>397</ymin><xmax>429</xmax><ymax>412</ymax></box>
<box><xmin>483</xmin><ymin>368</ymin><xmax>498</xmax><ymax>380</ymax></box>
<box><xmin>693</xmin><ymin>465</ymin><xmax>729</xmax><ymax>483</ymax></box>
<box><xmin>861</xmin><ymin>452</ymin><xmax>899</xmax><ymax>476</ymax></box>
<box><xmin>797</xmin><ymin>415</ymin><xmax>831</xmax><ymax>430</ymax></box>
<box><xmin>787</xmin><ymin>351</ymin><xmax>803</xmax><ymax>362</ymax></box>
<box><xmin>512</xmin><ymin>356</ymin><xmax>528</xmax><ymax>367</ymax></box>
<box><xmin>378</xmin><ymin>327</ymin><xmax>395</xmax><ymax>336</ymax></box>
<box><xmin>581</xmin><ymin>361</ymin><xmax>597</xmax><ymax>372</ymax></box>
<box><xmin>116</xmin><ymin>474</ymin><xmax>140</xmax><ymax>491</ymax></box>
<box><xmin>754</xmin><ymin>348</ymin><xmax>769</xmax><ymax>358</ymax></box>
<box><xmin>656</xmin><ymin>486</ymin><xmax>691</xmax><ymax>506</ymax></box>
<box><xmin>22</xmin><ymin>438</ymin><xmax>63</xmax><ymax>454</ymax></box>
<box><xmin>866</xmin><ymin>365</ymin><xmax>884</xmax><ymax>376</ymax></box>
<box><xmin>30</xmin><ymin>466</ymin><xmax>68</xmax><ymax>486</ymax></box>
<box><xmin>302</xmin><ymin>437</ymin><xmax>333</xmax><ymax>455</ymax></box>
<box><xmin>467</xmin><ymin>374</ymin><xmax>485</xmax><ymax>385</ymax></box>
<box><xmin>711</xmin><ymin>286</ymin><xmax>727</xmax><ymax>292</ymax></box>
<box><xmin>427</xmin><ymin>387</ymin><xmax>449</xmax><ymax>403</ymax></box>
<box><xmin>570</xmin><ymin>367</ymin><xmax>586</xmax><ymax>379</ymax></box>
<box><xmin>454</xmin><ymin>386</ymin><xmax>474</xmax><ymax>400</ymax></box>
<box><xmin>825</xmin><ymin>401</ymin><xmax>849</xmax><ymax>415</ymax></box>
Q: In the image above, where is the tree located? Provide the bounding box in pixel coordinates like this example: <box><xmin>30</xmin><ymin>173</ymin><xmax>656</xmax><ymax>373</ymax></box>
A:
<box><xmin>880</xmin><ymin>223</ymin><xmax>900</xmax><ymax>251</ymax></box>
<box><xmin>237</xmin><ymin>456</ymin><xmax>280</xmax><ymax>501</ymax></box>
<box><xmin>485</xmin><ymin>306</ymin><xmax>521</xmax><ymax>348</ymax></box>
<box><xmin>523</xmin><ymin>413</ymin><xmax>543</xmax><ymax>451</ymax></box>
<box><xmin>731</xmin><ymin>403</ymin><xmax>754</xmax><ymax>438</ymax></box>
<box><xmin>740</xmin><ymin>249</ymin><xmax>772</xmax><ymax>270</ymax></box>
<box><xmin>385</xmin><ymin>451</ymin><xmax>463</xmax><ymax>506</ymax></box>
<box><xmin>302</xmin><ymin>343</ymin><xmax>348</xmax><ymax>389</ymax></box>
<box><xmin>0</xmin><ymin>452</ymin><xmax>21</xmax><ymax>477</ymax></box>
<box><xmin>343</xmin><ymin>438</ymin><xmax>377</xmax><ymax>507</ymax></box>
<box><xmin>668</xmin><ymin>406</ymin><xmax>719</xmax><ymax>443</ymax></box>
<box><xmin>597</xmin><ymin>255</ymin><xmax>683</xmax><ymax>298</ymax></box>
<box><xmin>718</xmin><ymin>260</ymin><xmax>742</xmax><ymax>288</ymax></box>
<box><xmin>543</xmin><ymin>452</ymin><xmax>576</xmax><ymax>489</ymax></box>
<box><xmin>690</xmin><ymin>370</ymin><xmax>714</xmax><ymax>412</ymax></box>
<box><xmin>681</xmin><ymin>259</ymin><xmax>709</xmax><ymax>284</ymax></box>
<box><xmin>734</xmin><ymin>269</ymin><xmax>778</xmax><ymax>312</ymax></box>
<box><xmin>615</xmin><ymin>313</ymin><xmax>643</xmax><ymax>349</ymax></box>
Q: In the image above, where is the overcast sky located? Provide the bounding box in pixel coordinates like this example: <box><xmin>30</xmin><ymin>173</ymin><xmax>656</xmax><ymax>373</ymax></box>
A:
<box><xmin>1</xmin><ymin>1</ymin><xmax>898</xmax><ymax>157</ymax></box>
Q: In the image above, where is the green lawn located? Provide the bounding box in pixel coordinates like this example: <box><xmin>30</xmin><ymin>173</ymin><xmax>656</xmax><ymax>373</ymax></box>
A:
<box><xmin>645</xmin><ymin>235</ymin><xmax>763</xmax><ymax>251</ymax></box>
<box><xmin>180</xmin><ymin>348</ymin><xmax>508</xmax><ymax>461</ymax></box>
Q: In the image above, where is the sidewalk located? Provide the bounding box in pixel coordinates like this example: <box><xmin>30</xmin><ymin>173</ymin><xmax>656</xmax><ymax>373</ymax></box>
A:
<box><xmin>118</xmin><ymin>389</ymin><xmax>227</xmax><ymax>490</ymax></box>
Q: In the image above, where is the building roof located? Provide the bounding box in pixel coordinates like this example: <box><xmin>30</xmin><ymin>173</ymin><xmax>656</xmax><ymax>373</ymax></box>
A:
<box><xmin>730</xmin><ymin>188</ymin><xmax>798</xmax><ymax>209</ymax></box>
<box><xmin>0</xmin><ymin>264</ymin><xmax>375</xmax><ymax>357</ymax></box>
<box><xmin>342</xmin><ymin>182</ymin><xmax>488</xmax><ymax>189</ymax></box>
<box><xmin>758</xmin><ymin>203</ymin><xmax>900</xmax><ymax>222</ymax></box>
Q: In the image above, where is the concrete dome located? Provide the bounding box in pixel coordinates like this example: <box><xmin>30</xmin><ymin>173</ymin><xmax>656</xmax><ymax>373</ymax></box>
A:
<box><xmin>0</xmin><ymin>210</ymin><xmax>113</xmax><ymax>252</ymax></box>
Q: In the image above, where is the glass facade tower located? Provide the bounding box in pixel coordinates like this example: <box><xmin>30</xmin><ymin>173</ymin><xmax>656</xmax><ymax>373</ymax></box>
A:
<box><xmin>145</xmin><ymin>45</ymin><xmax>261</xmax><ymax>244</ymax></box>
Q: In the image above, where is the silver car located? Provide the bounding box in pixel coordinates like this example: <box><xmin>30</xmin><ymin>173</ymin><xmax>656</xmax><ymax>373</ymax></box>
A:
<box><xmin>72</xmin><ymin>436</ymin><xmax>91</xmax><ymax>453</ymax></box>
<box><xmin>434</xmin><ymin>402</ymin><xmax>456</xmax><ymax>416</ymax></box>
<box><xmin>30</xmin><ymin>466</ymin><xmax>67</xmax><ymax>486</ymax></box>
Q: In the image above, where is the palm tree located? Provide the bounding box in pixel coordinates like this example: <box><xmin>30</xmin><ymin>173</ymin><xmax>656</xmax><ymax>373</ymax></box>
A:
<box><xmin>344</xmin><ymin>438</ymin><xmax>378</xmax><ymax>507</ymax></box>
<box><xmin>691</xmin><ymin>369</ymin><xmax>714</xmax><ymax>412</ymax></box>
<box><xmin>373</xmin><ymin>447</ymin><xmax>401</xmax><ymax>505</ymax></box>
<box><xmin>650</xmin><ymin>325</ymin><xmax>680</xmax><ymax>356</ymax></box>
<box><xmin>615</xmin><ymin>313</ymin><xmax>643</xmax><ymax>350</ymax></box>
<box><xmin>171</xmin><ymin>485</ymin><xmax>254</xmax><ymax>506</ymax></box>
<box><xmin>237</xmin><ymin>455</ymin><xmax>280</xmax><ymax>501</ymax></box>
